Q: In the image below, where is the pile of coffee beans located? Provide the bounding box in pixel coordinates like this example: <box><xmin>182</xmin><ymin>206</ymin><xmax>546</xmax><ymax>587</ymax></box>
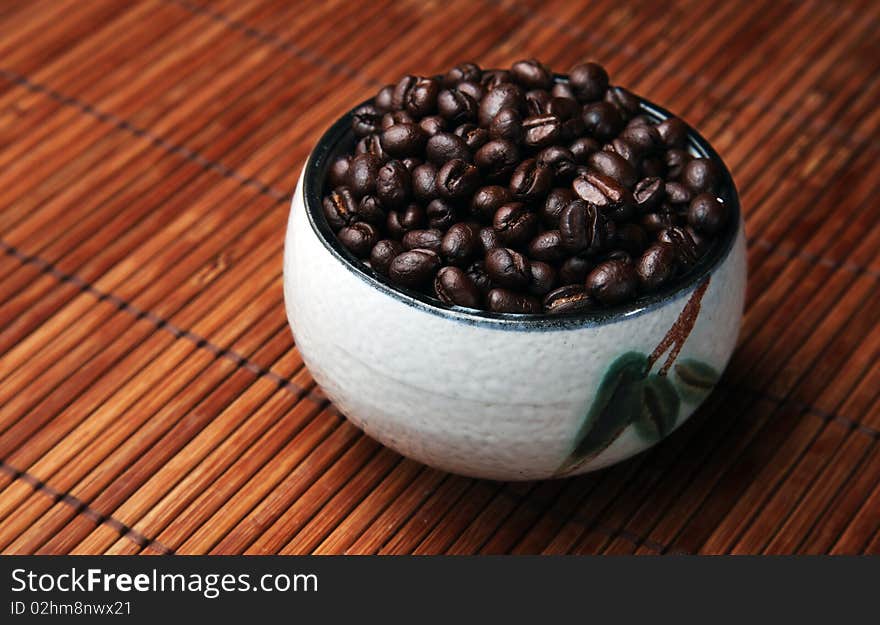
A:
<box><xmin>322</xmin><ymin>60</ymin><xmax>728</xmax><ymax>314</ymax></box>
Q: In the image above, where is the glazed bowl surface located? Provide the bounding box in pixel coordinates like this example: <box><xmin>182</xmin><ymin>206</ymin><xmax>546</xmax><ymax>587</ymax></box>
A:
<box><xmin>283</xmin><ymin>84</ymin><xmax>746</xmax><ymax>481</ymax></box>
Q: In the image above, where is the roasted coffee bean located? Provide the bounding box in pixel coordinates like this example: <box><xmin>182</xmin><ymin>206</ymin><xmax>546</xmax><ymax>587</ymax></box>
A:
<box><xmin>511</xmin><ymin>58</ymin><xmax>553</xmax><ymax>90</ymax></box>
<box><xmin>570</xmin><ymin>136</ymin><xmax>602</xmax><ymax>164</ymax></box>
<box><xmin>528</xmin><ymin>260</ymin><xmax>557</xmax><ymax>296</ymax></box>
<box><xmin>352</xmin><ymin>104</ymin><xmax>383</xmax><ymax>137</ymax></box>
<box><xmin>559</xmin><ymin>199</ymin><xmax>607</xmax><ymax>254</ymax></box>
<box><xmin>454</xmin><ymin>123</ymin><xmax>489</xmax><ymax>151</ymax></box>
<box><xmin>604</xmin><ymin>86</ymin><xmax>640</xmax><ymax>119</ymax></box>
<box><xmin>356</xmin><ymin>134</ymin><xmax>388</xmax><ymax>160</ymax></box>
<box><xmin>338</xmin><ymin>222</ymin><xmax>379</xmax><ymax>258</ymax></box>
<box><xmin>614</xmin><ymin>223</ymin><xmax>647</xmax><ymax>256</ymax></box>
<box><xmin>543</xmin><ymin>285</ymin><xmax>595</xmax><ymax>314</ymax></box>
<box><xmin>485</xmin><ymin>247</ymin><xmax>531</xmax><ymax>289</ymax></box>
<box><xmin>382</xmin><ymin>110</ymin><xmax>414</xmax><ymax>129</ymax></box>
<box><xmin>665</xmin><ymin>181</ymin><xmax>692</xmax><ymax>205</ymax></box>
<box><xmin>605</xmin><ymin>138</ymin><xmax>640</xmax><ymax>169</ymax></box>
<box><xmin>525</xmin><ymin>89</ymin><xmax>552</xmax><ymax>116</ymax></box>
<box><xmin>522</xmin><ymin>114</ymin><xmax>561</xmax><ymax>148</ymax></box>
<box><xmin>636</xmin><ymin>243</ymin><xmax>677</xmax><ymax>291</ymax></box>
<box><xmin>401</xmin><ymin>157</ymin><xmax>422</xmax><ymax>172</ymax></box>
<box><xmin>620</xmin><ymin>123</ymin><xmax>660</xmax><ymax>154</ymax></box>
<box><xmin>537</xmin><ymin>146</ymin><xmax>577</xmax><ymax>181</ymax></box>
<box><xmin>426</xmin><ymin>132</ymin><xmax>471</xmax><ymax>164</ymax></box>
<box><xmin>560</xmin><ymin>114</ymin><xmax>586</xmax><ymax>142</ymax></box>
<box><xmin>542</xmin><ymin>187</ymin><xmax>576</xmax><ymax>227</ymax></box>
<box><xmin>682</xmin><ymin>158</ymin><xmax>721</xmax><ymax>194</ymax></box>
<box><xmin>490</xmin><ymin>108</ymin><xmax>523</xmax><ymax>143</ymax></box>
<box><xmin>434</xmin><ymin>266</ymin><xmax>481</xmax><ymax>308</ymax></box>
<box><xmin>588</xmin><ymin>150</ymin><xmax>637</xmax><ymax>188</ymax></box>
<box><xmin>323</xmin><ymin>186</ymin><xmax>358</xmax><ymax>230</ymax></box>
<box><xmin>436</xmin><ymin>159</ymin><xmax>480</xmax><ymax>200</ymax></box>
<box><xmin>487</xmin><ymin>288</ymin><xmax>540</xmax><ymax>314</ymax></box>
<box><xmin>457</xmin><ymin>80</ymin><xmax>484</xmax><ymax>102</ymax></box>
<box><xmin>569</xmin><ymin>62</ymin><xmax>608</xmax><ymax>102</ymax></box>
<box><xmin>357</xmin><ymin>195</ymin><xmax>386</xmax><ymax>225</ymax></box>
<box><xmin>412</xmin><ymin>163</ymin><xmax>439</xmax><ymax>201</ymax></box>
<box><xmin>466</xmin><ymin>260</ymin><xmax>493</xmax><ymax>293</ymax></box>
<box><xmin>572</xmin><ymin>170</ymin><xmax>636</xmax><ymax>222</ymax></box>
<box><xmin>406</xmin><ymin>77</ymin><xmax>440</xmax><ymax>117</ymax></box>
<box><xmin>685</xmin><ymin>225</ymin><xmax>709</xmax><ymax>255</ymax></box>
<box><xmin>493</xmin><ymin>202</ymin><xmax>538</xmax><ymax>247</ymax></box>
<box><xmin>470</xmin><ymin>185</ymin><xmax>511</xmax><ymax>221</ymax></box>
<box><xmin>348</xmin><ymin>153</ymin><xmax>382</xmax><ymax>198</ymax></box>
<box><xmin>391</xmin><ymin>75</ymin><xmax>418</xmax><ymax>110</ymax></box>
<box><xmin>603</xmin><ymin>249</ymin><xmax>632</xmax><ymax>264</ymax></box>
<box><xmin>441</xmin><ymin>222</ymin><xmax>479</xmax><ymax>266</ymax></box>
<box><xmin>551</xmin><ymin>82</ymin><xmax>577</xmax><ymax>100</ymax></box>
<box><xmin>389</xmin><ymin>248</ymin><xmax>441</xmax><ymax>288</ymax></box>
<box><xmin>641</xmin><ymin>209</ymin><xmax>676</xmax><ymax>233</ymax></box>
<box><xmin>376</xmin><ymin>160</ymin><xmax>411</xmax><ymax>209</ymax></box>
<box><xmin>641</xmin><ymin>155</ymin><xmax>666</xmax><ymax>178</ymax></box>
<box><xmin>474</xmin><ymin>139</ymin><xmax>520</xmax><ymax>180</ymax></box>
<box><xmin>479</xmin><ymin>82</ymin><xmax>525</xmax><ymax>126</ymax></box>
<box><xmin>386</xmin><ymin>203</ymin><xmax>426</xmax><ymax>238</ymax></box>
<box><xmin>586</xmin><ymin>260</ymin><xmax>638</xmax><ymax>305</ymax></box>
<box><xmin>370</xmin><ymin>239</ymin><xmax>404</xmax><ymax>275</ymax></box>
<box><xmin>402</xmin><ymin>228</ymin><xmax>443</xmax><ymax>253</ymax></box>
<box><xmin>419</xmin><ymin>115</ymin><xmax>446</xmax><ymax>136</ymax></box>
<box><xmin>656</xmin><ymin>117</ymin><xmax>688</xmax><ymax>148</ymax></box>
<box><xmin>663</xmin><ymin>148</ymin><xmax>690</xmax><ymax>179</ymax></box>
<box><xmin>547</xmin><ymin>96</ymin><xmax>579</xmax><ymax>121</ymax></box>
<box><xmin>581</xmin><ymin>101</ymin><xmax>623</xmax><ymax>141</ymax></box>
<box><xmin>375</xmin><ymin>85</ymin><xmax>394</xmax><ymax>111</ymax></box>
<box><xmin>380</xmin><ymin>123</ymin><xmax>427</xmax><ymax>158</ymax></box>
<box><xmin>687</xmin><ymin>193</ymin><xmax>727</xmax><ymax>234</ymax></box>
<box><xmin>479</xmin><ymin>226</ymin><xmax>499</xmax><ymax>253</ymax></box>
<box><xmin>529</xmin><ymin>230</ymin><xmax>565</xmax><ymax>262</ymax></box>
<box><xmin>634</xmin><ymin>176</ymin><xmax>665</xmax><ymax>211</ymax></box>
<box><xmin>437</xmin><ymin>88</ymin><xmax>478</xmax><ymax>123</ymax></box>
<box><xmin>658</xmin><ymin>226</ymin><xmax>701</xmax><ymax>267</ymax></box>
<box><xmin>328</xmin><ymin>155</ymin><xmax>352</xmax><ymax>189</ymax></box>
<box><xmin>509</xmin><ymin>158</ymin><xmax>553</xmax><ymax>201</ymax></box>
<box><xmin>444</xmin><ymin>62</ymin><xmax>482</xmax><ymax>87</ymax></box>
<box><xmin>426</xmin><ymin>198</ymin><xmax>458</xmax><ymax>230</ymax></box>
<box><xmin>559</xmin><ymin>255</ymin><xmax>593</xmax><ymax>284</ymax></box>
<box><xmin>481</xmin><ymin>69</ymin><xmax>512</xmax><ymax>90</ymax></box>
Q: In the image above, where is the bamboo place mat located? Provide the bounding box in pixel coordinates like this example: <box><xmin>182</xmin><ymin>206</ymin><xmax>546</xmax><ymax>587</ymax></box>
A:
<box><xmin>0</xmin><ymin>0</ymin><xmax>878</xmax><ymax>556</ymax></box>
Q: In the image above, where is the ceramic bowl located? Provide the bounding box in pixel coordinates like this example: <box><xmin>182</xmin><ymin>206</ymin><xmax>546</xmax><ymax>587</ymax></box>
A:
<box><xmin>283</xmin><ymin>86</ymin><xmax>746</xmax><ymax>481</ymax></box>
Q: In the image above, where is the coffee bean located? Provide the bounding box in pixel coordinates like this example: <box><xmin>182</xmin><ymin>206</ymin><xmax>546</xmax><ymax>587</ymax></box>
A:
<box><xmin>493</xmin><ymin>202</ymin><xmax>538</xmax><ymax>247</ymax></box>
<box><xmin>441</xmin><ymin>222</ymin><xmax>479</xmax><ymax>266</ymax></box>
<box><xmin>572</xmin><ymin>170</ymin><xmax>636</xmax><ymax>222</ymax></box>
<box><xmin>323</xmin><ymin>186</ymin><xmax>358</xmax><ymax>230</ymax></box>
<box><xmin>386</xmin><ymin>203</ymin><xmax>426</xmax><ymax>238</ymax></box>
<box><xmin>376</xmin><ymin>160</ymin><xmax>411</xmax><ymax>209</ymax></box>
<box><xmin>479</xmin><ymin>226</ymin><xmax>499</xmax><ymax>253</ymax></box>
<box><xmin>511</xmin><ymin>58</ymin><xmax>553</xmax><ymax>90</ymax></box>
<box><xmin>509</xmin><ymin>158</ymin><xmax>553</xmax><ymax>201</ymax></box>
<box><xmin>634</xmin><ymin>176</ymin><xmax>665</xmax><ymax>211</ymax></box>
<box><xmin>658</xmin><ymin>226</ymin><xmax>701</xmax><ymax>267</ymax></box>
<box><xmin>375</xmin><ymin>85</ymin><xmax>394</xmax><ymax>111</ymax></box>
<box><xmin>474</xmin><ymin>139</ymin><xmax>520</xmax><ymax>180</ymax></box>
<box><xmin>620</xmin><ymin>123</ymin><xmax>660</xmax><ymax>154</ymax></box>
<box><xmin>687</xmin><ymin>193</ymin><xmax>727</xmax><ymax>234</ymax></box>
<box><xmin>412</xmin><ymin>162</ymin><xmax>439</xmax><ymax>202</ymax></box>
<box><xmin>454</xmin><ymin>123</ymin><xmax>489</xmax><ymax>151</ymax></box>
<box><xmin>391</xmin><ymin>75</ymin><xmax>418</xmax><ymax>110</ymax></box>
<box><xmin>581</xmin><ymin>101</ymin><xmax>623</xmax><ymax>141</ymax></box>
<box><xmin>663</xmin><ymin>148</ymin><xmax>690</xmax><ymax>180</ymax></box>
<box><xmin>401</xmin><ymin>157</ymin><xmax>422</xmax><ymax>172</ymax></box>
<box><xmin>426</xmin><ymin>132</ymin><xmax>471</xmax><ymax>164</ymax></box>
<box><xmin>543</xmin><ymin>284</ymin><xmax>595</xmax><ymax>314</ymax></box>
<box><xmin>588</xmin><ymin>150</ymin><xmax>637</xmax><ymax>188</ymax></box>
<box><xmin>656</xmin><ymin>117</ymin><xmax>687</xmax><ymax>148</ymax></box>
<box><xmin>522</xmin><ymin>114</ymin><xmax>561</xmax><ymax>148</ymax></box>
<box><xmin>437</xmin><ymin>88</ymin><xmax>478</xmax><ymax>123</ymax></box>
<box><xmin>570</xmin><ymin>136</ymin><xmax>601</xmax><ymax>164</ymax></box>
<box><xmin>406</xmin><ymin>77</ymin><xmax>440</xmax><ymax>117</ymax></box>
<box><xmin>641</xmin><ymin>155</ymin><xmax>666</xmax><ymax>178</ymax></box>
<box><xmin>425</xmin><ymin>198</ymin><xmax>457</xmax><ymax>230</ymax></box>
<box><xmin>381</xmin><ymin>123</ymin><xmax>427</xmax><ymax>158</ymax></box>
<box><xmin>551</xmin><ymin>82</ymin><xmax>577</xmax><ymax>100</ymax></box>
<box><xmin>569</xmin><ymin>62</ymin><xmax>609</xmax><ymax>102</ymax></box>
<box><xmin>529</xmin><ymin>230</ymin><xmax>565</xmax><ymax>262</ymax></box>
<box><xmin>382</xmin><ymin>110</ymin><xmax>414</xmax><ymax>129</ymax></box>
<box><xmin>487</xmin><ymin>288</ymin><xmax>540</xmax><ymax>313</ymax></box>
<box><xmin>525</xmin><ymin>89</ymin><xmax>552</xmax><ymax>116</ymax></box>
<box><xmin>436</xmin><ymin>159</ymin><xmax>480</xmax><ymax>200</ymax></box>
<box><xmin>664</xmin><ymin>181</ymin><xmax>693</xmax><ymax>205</ymax></box>
<box><xmin>457</xmin><ymin>80</ymin><xmax>484</xmax><ymax>102</ymax></box>
<box><xmin>356</xmin><ymin>134</ymin><xmax>388</xmax><ymax>160</ymax></box>
<box><xmin>586</xmin><ymin>260</ymin><xmax>638</xmax><ymax>305</ymax></box>
<box><xmin>559</xmin><ymin>199</ymin><xmax>608</xmax><ymax>254</ymax></box>
<box><xmin>636</xmin><ymin>243</ymin><xmax>677</xmax><ymax>291</ymax></box>
<box><xmin>614</xmin><ymin>223</ymin><xmax>647</xmax><ymax>256</ymax></box>
<box><xmin>605</xmin><ymin>138</ymin><xmax>640</xmax><ymax>169</ymax></box>
<box><xmin>434</xmin><ymin>266</ymin><xmax>481</xmax><ymax>308</ymax></box>
<box><xmin>485</xmin><ymin>247</ymin><xmax>531</xmax><ymax>289</ymax></box>
<box><xmin>604</xmin><ymin>86</ymin><xmax>640</xmax><ymax>119</ymax></box>
<box><xmin>419</xmin><ymin>115</ymin><xmax>446</xmax><ymax>136</ymax></box>
<box><xmin>559</xmin><ymin>255</ymin><xmax>593</xmax><ymax>284</ymax></box>
<box><xmin>490</xmin><ymin>108</ymin><xmax>523</xmax><ymax>143</ymax></box>
<box><xmin>641</xmin><ymin>209</ymin><xmax>676</xmax><ymax>233</ymax></box>
<box><xmin>370</xmin><ymin>239</ymin><xmax>404</xmax><ymax>275</ymax></box>
<box><xmin>541</xmin><ymin>187</ymin><xmax>576</xmax><ymax>227</ymax></box>
<box><xmin>481</xmin><ymin>69</ymin><xmax>512</xmax><ymax>90</ymax></box>
<box><xmin>328</xmin><ymin>155</ymin><xmax>352</xmax><ymax>189</ymax></box>
<box><xmin>338</xmin><ymin>222</ymin><xmax>379</xmax><ymax>258</ymax></box>
<box><xmin>357</xmin><ymin>195</ymin><xmax>386</xmax><ymax>225</ymax></box>
<box><xmin>444</xmin><ymin>62</ymin><xmax>482</xmax><ymax>86</ymax></box>
<box><xmin>682</xmin><ymin>158</ymin><xmax>721</xmax><ymax>194</ymax></box>
<box><xmin>402</xmin><ymin>228</ymin><xmax>443</xmax><ymax>253</ymax></box>
<box><xmin>470</xmin><ymin>185</ymin><xmax>511</xmax><ymax>221</ymax></box>
<box><xmin>352</xmin><ymin>103</ymin><xmax>383</xmax><ymax>137</ymax></box>
<box><xmin>479</xmin><ymin>82</ymin><xmax>525</xmax><ymax>126</ymax></box>
<box><xmin>466</xmin><ymin>260</ymin><xmax>493</xmax><ymax>293</ymax></box>
<box><xmin>603</xmin><ymin>249</ymin><xmax>632</xmax><ymax>264</ymax></box>
<box><xmin>528</xmin><ymin>260</ymin><xmax>557</xmax><ymax>296</ymax></box>
<box><xmin>537</xmin><ymin>146</ymin><xmax>577</xmax><ymax>181</ymax></box>
<box><xmin>547</xmin><ymin>96</ymin><xmax>579</xmax><ymax>121</ymax></box>
<box><xmin>348</xmin><ymin>153</ymin><xmax>382</xmax><ymax>198</ymax></box>
<box><xmin>389</xmin><ymin>249</ymin><xmax>441</xmax><ymax>288</ymax></box>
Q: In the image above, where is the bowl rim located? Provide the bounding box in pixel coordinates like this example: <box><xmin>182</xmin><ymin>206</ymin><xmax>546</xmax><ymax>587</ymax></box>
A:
<box><xmin>299</xmin><ymin>76</ymin><xmax>742</xmax><ymax>330</ymax></box>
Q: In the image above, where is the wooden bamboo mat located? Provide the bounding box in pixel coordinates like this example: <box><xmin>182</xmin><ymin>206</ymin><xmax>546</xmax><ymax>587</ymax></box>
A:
<box><xmin>0</xmin><ymin>0</ymin><xmax>878</xmax><ymax>556</ymax></box>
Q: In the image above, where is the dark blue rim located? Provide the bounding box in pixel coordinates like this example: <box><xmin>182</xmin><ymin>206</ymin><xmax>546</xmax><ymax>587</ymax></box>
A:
<box><xmin>301</xmin><ymin>78</ymin><xmax>741</xmax><ymax>330</ymax></box>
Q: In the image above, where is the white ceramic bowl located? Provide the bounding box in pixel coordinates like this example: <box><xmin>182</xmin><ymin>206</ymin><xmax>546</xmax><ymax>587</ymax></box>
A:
<box><xmin>284</xmin><ymin>95</ymin><xmax>746</xmax><ymax>481</ymax></box>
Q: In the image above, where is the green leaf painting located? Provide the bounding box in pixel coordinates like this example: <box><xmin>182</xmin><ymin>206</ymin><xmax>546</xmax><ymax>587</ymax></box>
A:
<box><xmin>556</xmin><ymin>277</ymin><xmax>721</xmax><ymax>477</ymax></box>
